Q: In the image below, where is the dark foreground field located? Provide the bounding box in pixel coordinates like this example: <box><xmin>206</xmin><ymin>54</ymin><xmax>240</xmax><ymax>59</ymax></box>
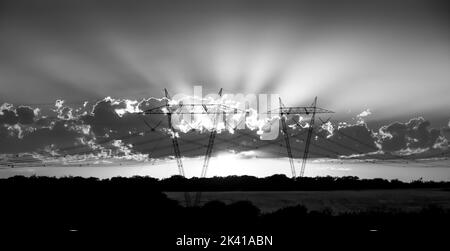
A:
<box><xmin>167</xmin><ymin>189</ymin><xmax>450</xmax><ymax>213</ymax></box>
<box><xmin>1</xmin><ymin>175</ymin><xmax>449</xmax><ymax>248</ymax></box>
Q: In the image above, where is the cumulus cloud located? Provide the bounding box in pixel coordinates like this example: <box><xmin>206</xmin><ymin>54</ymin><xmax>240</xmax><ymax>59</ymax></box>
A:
<box><xmin>0</xmin><ymin>108</ymin><xmax>18</xmax><ymax>125</ymax></box>
<box><xmin>356</xmin><ymin>109</ymin><xmax>371</xmax><ymax>124</ymax></box>
<box><xmin>16</xmin><ymin>107</ymin><xmax>36</xmax><ymax>124</ymax></box>
<box><xmin>443</xmin><ymin>127</ymin><xmax>450</xmax><ymax>140</ymax></box>
<box><xmin>377</xmin><ymin>117</ymin><xmax>442</xmax><ymax>153</ymax></box>
<box><xmin>0</xmin><ymin>120</ymin><xmax>86</xmax><ymax>154</ymax></box>
<box><xmin>0</xmin><ymin>102</ymin><xmax>94</xmax><ymax>157</ymax></box>
<box><xmin>0</xmin><ymin>98</ymin><xmax>448</xmax><ymax>163</ymax></box>
<box><xmin>328</xmin><ymin>123</ymin><xmax>378</xmax><ymax>154</ymax></box>
<box><xmin>81</xmin><ymin>97</ymin><xmax>165</xmax><ymax>138</ymax></box>
<box><xmin>357</xmin><ymin>109</ymin><xmax>371</xmax><ymax>118</ymax></box>
<box><xmin>0</xmin><ymin>104</ymin><xmax>36</xmax><ymax>125</ymax></box>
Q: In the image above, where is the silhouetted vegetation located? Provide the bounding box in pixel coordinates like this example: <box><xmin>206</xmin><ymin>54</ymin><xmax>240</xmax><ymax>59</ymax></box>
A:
<box><xmin>1</xmin><ymin>175</ymin><xmax>449</xmax><ymax>248</ymax></box>
<box><xmin>2</xmin><ymin>174</ymin><xmax>450</xmax><ymax>191</ymax></box>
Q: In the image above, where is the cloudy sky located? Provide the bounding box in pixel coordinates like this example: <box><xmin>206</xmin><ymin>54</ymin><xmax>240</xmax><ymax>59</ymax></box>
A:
<box><xmin>0</xmin><ymin>0</ymin><xmax>449</xmax><ymax>166</ymax></box>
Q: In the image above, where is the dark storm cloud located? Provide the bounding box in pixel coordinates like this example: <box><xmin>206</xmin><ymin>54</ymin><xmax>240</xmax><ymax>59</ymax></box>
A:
<box><xmin>378</xmin><ymin>117</ymin><xmax>442</xmax><ymax>152</ymax></box>
<box><xmin>0</xmin><ymin>105</ymin><xmax>36</xmax><ymax>125</ymax></box>
<box><xmin>442</xmin><ymin>124</ymin><xmax>450</xmax><ymax>142</ymax></box>
<box><xmin>0</xmin><ymin>96</ymin><xmax>449</xmax><ymax>160</ymax></box>
<box><xmin>81</xmin><ymin>97</ymin><xmax>166</xmax><ymax>137</ymax></box>
<box><xmin>11</xmin><ymin>98</ymin><xmax>169</xmax><ymax>156</ymax></box>
<box><xmin>16</xmin><ymin>107</ymin><xmax>36</xmax><ymax>124</ymax></box>
<box><xmin>327</xmin><ymin>124</ymin><xmax>378</xmax><ymax>155</ymax></box>
<box><xmin>82</xmin><ymin>99</ymin><xmax>133</xmax><ymax>136</ymax></box>
<box><xmin>0</xmin><ymin>102</ymin><xmax>91</xmax><ymax>155</ymax></box>
<box><xmin>0</xmin><ymin>107</ymin><xmax>18</xmax><ymax>125</ymax></box>
<box><xmin>0</xmin><ymin>120</ymin><xmax>85</xmax><ymax>154</ymax></box>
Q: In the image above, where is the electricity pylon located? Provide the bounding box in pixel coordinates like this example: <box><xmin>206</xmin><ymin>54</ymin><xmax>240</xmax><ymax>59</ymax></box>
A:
<box><xmin>195</xmin><ymin>88</ymin><xmax>223</xmax><ymax>206</ymax></box>
<box><xmin>140</xmin><ymin>91</ymin><xmax>333</xmax><ymax>206</ymax></box>
<box><xmin>279</xmin><ymin>98</ymin><xmax>296</xmax><ymax>177</ymax></box>
<box><xmin>164</xmin><ymin>88</ymin><xmax>185</xmax><ymax>177</ymax></box>
<box><xmin>301</xmin><ymin>97</ymin><xmax>318</xmax><ymax>177</ymax></box>
<box><xmin>276</xmin><ymin>97</ymin><xmax>332</xmax><ymax>177</ymax></box>
<box><xmin>200</xmin><ymin>88</ymin><xmax>223</xmax><ymax>178</ymax></box>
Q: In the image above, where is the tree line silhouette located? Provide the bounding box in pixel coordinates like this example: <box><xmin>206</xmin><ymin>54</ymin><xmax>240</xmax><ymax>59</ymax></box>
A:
<box><xmin>1</xmin><ymin>175</ymin><xmax>449</xmax><ymax>248</ymax></box>
<box><xmin>3</xmin><ymin>174</ymin><xmax>450</xmax><ymax>191</ymax></box>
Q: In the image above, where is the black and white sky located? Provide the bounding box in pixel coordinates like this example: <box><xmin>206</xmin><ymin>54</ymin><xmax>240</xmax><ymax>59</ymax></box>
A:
<box><xmin>0</xmin><ymin>0</ymin><xmax>449</xmax><ymax>162</ymax></box>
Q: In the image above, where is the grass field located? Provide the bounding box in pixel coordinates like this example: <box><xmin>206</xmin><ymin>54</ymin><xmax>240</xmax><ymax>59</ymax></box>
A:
<box><xmin>166</xmin><ymin>189</ymin><xmax>450</xmax><ymax>213</ymax></box>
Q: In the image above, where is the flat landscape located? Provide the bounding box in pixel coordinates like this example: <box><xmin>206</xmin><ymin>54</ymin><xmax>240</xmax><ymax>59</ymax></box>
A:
<box><xmin>166</xmin><ymin>189</ymin><xmax>450</xmax><ymax>213</ymax></box>
<box><xmin>1</xmin><ymin>157</ymin><xmax>449</xmax><ymax>181</ymax></box>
